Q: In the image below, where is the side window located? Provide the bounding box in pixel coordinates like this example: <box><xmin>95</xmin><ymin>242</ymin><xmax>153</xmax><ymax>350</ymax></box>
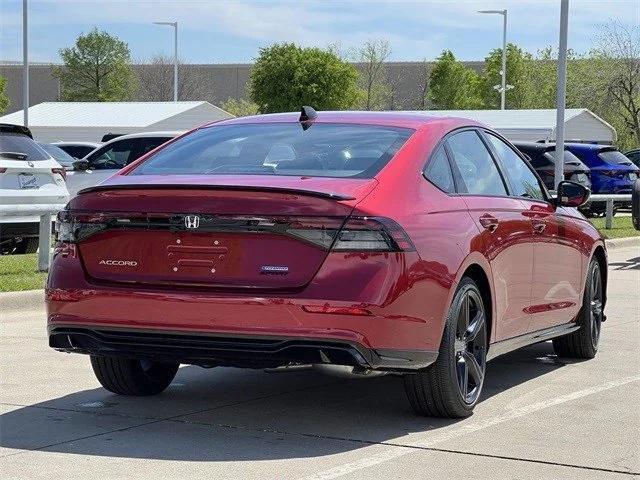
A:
<box><xmin>88</xmin><ymin>140</ymin><xmax>137</xmax><ymax>170</ymax></box>
<box><xmin>446</xmin><ymin>130</ymin><xmax>507</xmax><ymax>196</ymax></box>
<box><xmin>486</xmin><ymin>134</ymin><xmax>544</xmax><ymax>200</ymax></box>
<box><xmin>424</xmin><ymin>146</ymin><xmax>455</xmax><ymax>193</ymax></box>
<box><xmin>125</xmin><ymin>138</ymin><xmax>171</xmax><ymax>166</ymax></box>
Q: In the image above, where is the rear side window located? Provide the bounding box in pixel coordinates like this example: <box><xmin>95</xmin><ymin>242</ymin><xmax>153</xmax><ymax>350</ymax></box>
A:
<box><xmin>446</xmin><ymin>130</ymin><xmax>507</xmax><ymax>196</ymax></box>
<box><xmin>599</xmin><ymin>150</ymin><xmax>634</xmax><ymax>165</ymax></box>
<box><xmin>132</xmin><ymin>123</ymin><xmax>414</xmax><ymax>178</ymax></box>
<box><xmin>424</xmin><ymin>146</ymin><xmax>455</xmax><ymax>193</ymax></box>
<box><xmin>0</xmin><ymin>132</ymin><xmax>49</xmax><ymax>161</ymax></box>
<box><xmin>486</xmin><ymin>134</ymin><xmax>544</xmax><ymax>200</ymax></box>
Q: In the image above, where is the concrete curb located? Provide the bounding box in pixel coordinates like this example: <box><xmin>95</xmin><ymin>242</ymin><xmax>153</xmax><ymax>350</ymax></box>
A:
<box><xmin>0</xmin><ymin>289</ymin><xmax>45</xmax><ymax>314</ymax></box>
<box><xmin>604</xmin><ymin>236</ymin><xmax>640</xmax><ymax>250</ymax></box>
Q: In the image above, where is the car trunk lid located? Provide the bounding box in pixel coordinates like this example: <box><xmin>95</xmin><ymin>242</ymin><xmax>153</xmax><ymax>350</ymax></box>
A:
<box><xmin>68</xmin><ymin>176</ymin><xmax>377</xmax><ymax>290</ymax></box>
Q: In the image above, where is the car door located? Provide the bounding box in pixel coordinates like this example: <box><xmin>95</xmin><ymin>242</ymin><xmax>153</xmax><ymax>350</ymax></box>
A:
<box><xmin>484</xmin><ymin>132</ymin><xmax>583</xmax><ymax>332</ymax></box>
<box><xmin>446</xmin><ymin>129</ymin><xmax>534</xmax><ymax>341</ymax></box>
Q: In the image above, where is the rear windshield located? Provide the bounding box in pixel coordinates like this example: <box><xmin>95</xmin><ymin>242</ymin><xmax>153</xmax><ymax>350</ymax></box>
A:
<box><xmin>38</xmin><ymin>143</ymin><xmax>76</xmax><ymax>163</ymax></box>
<box><xmin>0</xmin><ymin>132</ymin><xmax>49</xmax><ymax>161</ymax></box>
<box><xmin>131</xmin><ymin>123</ymin><xmax>414</xmax><ymax>178</ymax></box>
<box><xmin>599</xmin><ymin>149</ymin><xmax>634</xmax><ymax>165</ymax></box>
<box><xmin>543</xmin><ymin>150</ymin><xmax>583</xmax><ymax>164</ymax></box>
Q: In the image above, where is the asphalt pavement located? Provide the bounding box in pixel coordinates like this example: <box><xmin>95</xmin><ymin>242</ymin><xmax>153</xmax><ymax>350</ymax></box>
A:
<box><xmin>1</xmin><ymin>245</ymin><xmax>638</xmax><ymax>479</ymax></box>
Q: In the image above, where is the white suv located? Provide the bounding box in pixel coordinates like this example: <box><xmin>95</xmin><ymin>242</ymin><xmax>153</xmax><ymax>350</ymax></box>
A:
<box><xmin>0</xmin><ymin>124</ymin><xmax>69</xmax><ymax>254</ymax></box>
<box><xmin>65</xmin><ymin>131</ymin><xmax>182</xmax><ymax>196</ymax></box>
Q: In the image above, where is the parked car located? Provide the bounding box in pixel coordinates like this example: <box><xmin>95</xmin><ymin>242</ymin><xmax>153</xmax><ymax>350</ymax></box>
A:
<box><xmin>48</xmin><ymin>110</ymin><xmax>606</xmax><ymax>418</ymax></box>
<box><xmin>625</xmin><ymin>149</ymin><xmax>640</xmax><ymax>168</ymax></box>
<box><xmin>513</xmin><ymin>141</ymin><xmax>592</xmax><ymax>191</ymax></box>
<box><xmin>52</xmin><ymin>141</ymin><xmax>101</xmax><ymax>160</ymax></box>
<box><xmin>564</xmin><ymin>143</ymin><xmax>639</xmax><ymax>194</ymax></box>
<box><xmin>65</xmin><ymin>131</ymin><xmax>182</xmax><ymax>196</ymax></box>
<box><xmin>37</xmin><ymin>142</ymin><xmax>77</xmax><ymax>169</ymax></box>
<box><xmin>0</xmin><ymin>124</ymin><xmax>69</xmax><ymax>254</ymax></box>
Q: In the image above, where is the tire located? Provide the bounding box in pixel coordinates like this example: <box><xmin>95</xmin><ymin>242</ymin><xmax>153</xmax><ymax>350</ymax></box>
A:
<box><xmin>404</xmin><ymin>277</ymin><xmax>488</xmax><ymax>418</ymax></box>
<box><xmin>552</xmin><ymin>258</ymin><xmax>604</xmax><ymax>359</ymax></box>
<box><xmin>90</xmin><ymin>356</ymin><xmax>179</xmax><ymax>396</ymax></box>
<box><xmin>632</xmin><ymin>179</ymin><xmax>640</xmax><ymax>231</ymax></box>
<box><xmin>15</xmin><ymin>237</ymin><xmax>39</xmax><ymax>254</ymax></box>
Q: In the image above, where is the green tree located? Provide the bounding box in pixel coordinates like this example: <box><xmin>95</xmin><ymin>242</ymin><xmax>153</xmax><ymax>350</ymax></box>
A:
<box><xmin>53</xmin><ymin>28</ymin><xmax>136</xmax><ymax>101</ymax></box>
<box><xmin>0</xmin><ymin>75</ymin><xmax>9</xmax><ymax>114</ymax></box>
<box><xmin>249</xmin><ymin>43</ymin><xmax>361</xmax><ymax>113</ymax></box>
<box><xmin>481</xmin><ymin>43</ymin><xmax>532</xmax><ymax>109</ymax></box>
<box><xmin>221</xmin><ymin>97</ymin><xmax>259</xmax><ymax>117</ymax></box>
<box><xmin>427</xmin><ymin>50</ymin><xmax>483</xmax><ymax>109</ymax></box>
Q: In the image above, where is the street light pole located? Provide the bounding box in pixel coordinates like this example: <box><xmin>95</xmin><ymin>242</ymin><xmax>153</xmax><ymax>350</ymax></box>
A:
<box><xmin>479</xmin><ymin>9</ymin><xmax>508</xmax><ymax>109</ymax></box>
<box><xmin>153</xmin><ymin>21</ymin><xmax>178</xmax><ymax>102</ymax></box>
<box><xmin>554</xmin><ymin>0</ymin><xmax>570</xmax><ymax>190</ymax></box>
<box><xmin>22</xmin><ymin>0</ymin><xmax>29</xmax><ymax>126</ymax></box>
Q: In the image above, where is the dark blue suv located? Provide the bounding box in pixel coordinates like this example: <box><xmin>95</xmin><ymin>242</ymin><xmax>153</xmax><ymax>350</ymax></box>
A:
<box><xmin>564</xmin><ymin>143</ymin><xmax>639</xmax><ymax>194</ymax></box>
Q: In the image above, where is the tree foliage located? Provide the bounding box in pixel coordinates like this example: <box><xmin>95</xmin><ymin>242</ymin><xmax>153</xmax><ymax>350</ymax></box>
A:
<box><xmin>249</xmin><ymin>43</ymin><xmax>361</xmax><ymax>113</ymax></box>
<box><xmin>53</xmin><ymin>28</ymin><xmax>136</xmax><ymax>101</ymax></box>
<box><xmin>481</xmin><ymin>43</ymin><xmax>532</xmax><ymax>109</ymax></box>
<box><xmin>427</xmin><ymin>50</ymin><xmax>483</xmax><ymax>109</ymax></box>
<box><xmin>0</xmin><ymin>76</ymin><xmax>9</xmax><ymax>114</ymax></box>
<box><xmin>221</xmin><ymin>97</ymin><xmax>260</xmax><ymax>117</ymax></box>
<box><xmin>137</xmin><ymin>54</ymin><xmax>209</xmax><ymax>101</ymax></box>
<box><xmin>353</xmin><ymin>39</ymin><xmax>392</xmax><ymax>110</ymax></box>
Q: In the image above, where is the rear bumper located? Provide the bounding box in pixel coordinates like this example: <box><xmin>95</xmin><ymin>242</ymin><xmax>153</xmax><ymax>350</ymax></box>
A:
<box><xmin>48</xmin><ymin>325</ymin><xmax>437</xmax><ymax>371</ymax></box>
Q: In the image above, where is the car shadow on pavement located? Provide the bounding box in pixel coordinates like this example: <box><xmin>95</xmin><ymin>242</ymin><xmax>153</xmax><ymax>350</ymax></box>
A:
<box><xmin>608</xmin><ymin>255</ymin><xmax>640</xmax><ymax>270</ymax></box>
<box><xmin>0</xmin><ymin>342</ymin><xmax>575</xmax><ymax>461</ymax></box>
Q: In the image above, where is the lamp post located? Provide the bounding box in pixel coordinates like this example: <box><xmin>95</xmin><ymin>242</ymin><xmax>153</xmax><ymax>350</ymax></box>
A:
<box><xmin>554</xmin><ymin>0</ymin><xmax>570</xmax><ymax>190</ymax></box>
<box><xmin>23</xmin><ymin>0</ymin><xmax>29</xmax><ymax>126</ymax></box>
<box><xmin>153</xmin><ymin>21</ymin><xmax>178</xmax><ymax>102</ymax></box>
<box><xmin>479</xmin><ymin>9</ymin><xmax>508</xmax><ymax>109</ymax></box>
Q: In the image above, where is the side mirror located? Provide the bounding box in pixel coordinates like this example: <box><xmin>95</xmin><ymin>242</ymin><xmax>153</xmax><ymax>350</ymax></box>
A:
<box><xmin>72</xmin><ymin>159</ymin><xmax>90</xmax><ymax>171</ymax></box>
<box><xmin>554</xmin><ymin>180</ymin><xmax>590</xmax><ymax>208</ymax></box>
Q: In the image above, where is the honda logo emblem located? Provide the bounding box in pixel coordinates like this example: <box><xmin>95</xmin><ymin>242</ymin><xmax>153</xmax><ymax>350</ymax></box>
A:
<box><xmin>184</xmin><ymin>215</ymin><xmax>200</xmax><ymax>229</ymax></box>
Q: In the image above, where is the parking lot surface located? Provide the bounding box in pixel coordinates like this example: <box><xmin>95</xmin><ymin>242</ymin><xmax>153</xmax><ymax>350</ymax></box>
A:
<box><xmin>1</xmin><ymin>246</ymin><xmax>638</xmax><ymax>479</ymax></box>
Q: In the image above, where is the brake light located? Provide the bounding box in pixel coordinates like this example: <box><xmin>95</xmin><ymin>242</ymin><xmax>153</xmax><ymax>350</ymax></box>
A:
<box><xmin>600</xmin><ymin>170</ymin><xmax>622</xmax><ymax>178</ymax></box>
<box><xmin>52</xmin><ymin>167</ymin><xmax>66</xmax><ymax>180</ymax></box>
<box><xmin>332</xmin><ymin>217</ymin><xmax>415</xmax><ymax>252</ymax></box>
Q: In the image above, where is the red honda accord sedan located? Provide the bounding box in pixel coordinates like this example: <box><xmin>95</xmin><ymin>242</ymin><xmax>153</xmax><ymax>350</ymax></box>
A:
<box><xmin>47</xmin><ymin>109</ymin><xmax>607</xmax><ymax>418</ymax></box>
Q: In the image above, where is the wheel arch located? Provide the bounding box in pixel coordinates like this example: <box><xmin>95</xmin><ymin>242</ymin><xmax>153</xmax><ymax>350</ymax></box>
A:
<box><xmin>461</xmin><ymin>264</ymin><xmax>493</xmax><ymax>346</ymax></box>
<box><xmin>592</xmin><ymin>245</ymin><xmax>608</xmax><ymax>308</ymax></box>
<box><xmin>450</xmin><ymin>253</ymin><xmax>495</xmax><ymax>345</ymax></box>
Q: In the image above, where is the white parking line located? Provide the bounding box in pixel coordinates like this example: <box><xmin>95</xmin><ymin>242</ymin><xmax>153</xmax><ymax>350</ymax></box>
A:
<box><xmin>300</xmin><ymin>375</ymin><xmax>640</xmax><ymax>480</ymax></box>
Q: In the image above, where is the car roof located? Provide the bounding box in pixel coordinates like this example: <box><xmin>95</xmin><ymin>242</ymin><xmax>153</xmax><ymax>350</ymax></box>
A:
<box><xmin>565</xmin><ymin>142</ymin><xmax>617</xmax><ymax>152</ymax></box>
<box><xmin>202</xmin><ymin>111</ymin><xmax>484</xmax><ymax>130</ymax></box>
<box><xmin>53</xmin><ymin>141</ymin><xmax>102</xmax><ymax>147</ymax></box>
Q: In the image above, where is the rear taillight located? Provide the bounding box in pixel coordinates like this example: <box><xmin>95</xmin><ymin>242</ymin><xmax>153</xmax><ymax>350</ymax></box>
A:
<box><xmin>601</xmin><ymin>170</ymin><xmax>623</xmax><ymax>178</ymax></box>
<box><xmin>332</xmin><ymin>217</ymin><xmax>415</xmax><ymax>252</ymax></box>
<box><xmin>56</xmin><ymin>211</ymin><xmax>110</xmax><ymax>243</ymax></box>
<box><xmin>56</xmin><ymin>211</ymin><xmax>415</xmax><ymax>252</ymax></box>
<box><xmin>52</xmin><ymin>167</ymin><xmax>66</xmax><ymax>180</ymax></box>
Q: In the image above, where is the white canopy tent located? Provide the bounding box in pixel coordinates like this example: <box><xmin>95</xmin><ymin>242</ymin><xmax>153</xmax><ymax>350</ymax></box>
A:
<box><xmin>407</xmin><ymin>108</ymin><xmax>617</xmax><ymax>144</ymax></box>
<box><xmin>0</xmin><ymin>101</ymin><xmax>233</xmax><ymax>142</ymax></box>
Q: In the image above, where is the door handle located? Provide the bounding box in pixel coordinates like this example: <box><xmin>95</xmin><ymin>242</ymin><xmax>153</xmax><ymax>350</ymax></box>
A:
<box><xmin>532</xmin><ymin>220</ymin><xmax>546</xmax><ymax>234</ymax></box>
<box><xmin>479</xmin><ymin>214</ymin><xmax>499</xmax><ymax>232</ymax></box>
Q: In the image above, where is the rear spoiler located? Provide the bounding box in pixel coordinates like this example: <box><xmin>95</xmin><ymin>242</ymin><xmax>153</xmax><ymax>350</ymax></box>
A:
<box><xmin>0</xmin><ymin>123</ymin><xmax>32</xmax><ymax>138</ymax></box>
<box><xmin>78</xmin><ymin>184</ymin><xmax>356</xmax><ymax>201</ymax></box>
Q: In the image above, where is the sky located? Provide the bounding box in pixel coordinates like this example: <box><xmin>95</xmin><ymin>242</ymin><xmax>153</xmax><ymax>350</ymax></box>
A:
<box><xmin>0</xmin><ymin>0</ymin><xmax>639</xmax><ymax>64</ymax></box>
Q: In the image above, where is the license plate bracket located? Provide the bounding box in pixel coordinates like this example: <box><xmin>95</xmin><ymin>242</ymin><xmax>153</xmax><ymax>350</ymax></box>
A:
<box><xmin>18</xmin><ymin>173</ymin><xmax>38</xmax><ymax>189</ymax></box>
